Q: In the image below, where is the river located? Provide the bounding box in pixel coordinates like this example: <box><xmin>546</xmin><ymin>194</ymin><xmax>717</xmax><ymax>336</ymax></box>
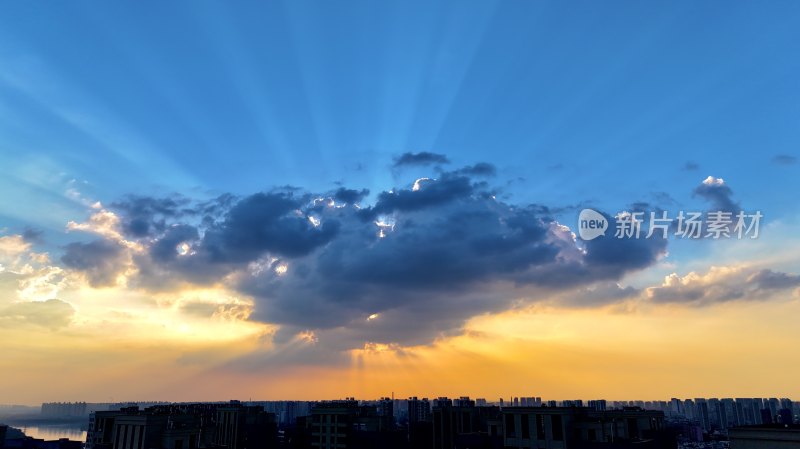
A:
<box><xmin>8</xmin><ymin>424</ymin><xmax>87</xmax><ymax>442</ymax></box>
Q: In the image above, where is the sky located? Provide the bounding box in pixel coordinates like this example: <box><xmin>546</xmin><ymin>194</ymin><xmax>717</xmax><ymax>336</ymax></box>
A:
<box><xmin>1</xmin><ymin>1</ymin><xmax>799</xmax><ymax>405</ymax></box>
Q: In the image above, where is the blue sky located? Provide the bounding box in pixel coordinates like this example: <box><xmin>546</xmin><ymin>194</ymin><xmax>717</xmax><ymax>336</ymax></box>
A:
<box><xmin>2</xmin><ymin>1</ymin><xmax>799</xmax><ymax>236</ymax></box>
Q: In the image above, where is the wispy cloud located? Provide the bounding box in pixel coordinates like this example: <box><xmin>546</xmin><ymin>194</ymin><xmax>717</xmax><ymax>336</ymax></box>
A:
<box><xmin>772</xmin><ymin>154</ymin><xmax>797</xmax><ymax>165</ymax></box>
<box><xmin>682</xmin><ymin>161</ymin><xmax>699</xmax><ymax>171</ymax></box>
<box><xmin>392</xmin><ymin>151</ymin><xmax>450</xmax><ymax>168</ymax></box>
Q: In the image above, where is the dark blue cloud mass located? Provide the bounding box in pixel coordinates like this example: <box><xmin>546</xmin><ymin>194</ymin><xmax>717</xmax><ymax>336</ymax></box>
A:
<box><xmin>693</xmin><ymin>176</ymin><xmax>739</xmax><ymax>213</ymax></box>
<box><xmin>59</xmin><ymin>162</ymin><xmax>698</xmax><ymax>347</ymax></box>
<box><xmin>392</xmin><ymin>151</ymin><xmax>450</xmax><ymax>168</ymax></box>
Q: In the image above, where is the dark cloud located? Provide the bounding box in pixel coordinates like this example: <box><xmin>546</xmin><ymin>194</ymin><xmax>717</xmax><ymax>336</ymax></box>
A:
<box><xmin>94</xmin><ymin>175</ymin><xmax>667</xmax><ymax>348</ymax></box>
<box><xmin>61</xmin><ymin>239</ymin><xmax>127</xmax><ymax>287</ymax></box>
<box><xmin>111</xmin><ymin>195</ymin><xmax>194</xmax><ymax>238</ymax></box>
<box><xmin>646</xmin><ymin>267</ymin><xmax>800</xmax><ymax>305</ymax></box>
<box><xmin>59</xmin><ymin>163</ymin><xmax>727</xmax><ymax>349</ymax></box>
<box><xmin>236</xmin><ymin>201</ymin><xmax>555</xmax><ymax>337</ymax></box>
<box><xmin>0</xmin><ymin>299</ymin><xmax>75</xmax><ymax>330</ymax></box>
<box><xmin>332</xmin><ymin>188</ymin><xmax>369</xmax><ymax>205</ymax></box>
<box><xmin>558</xmin><ymin>282</ymin><xmax>640</xmax><ymax>307</ymax></box>
<box><xmin>202</xmin><ymin>192</ymin><xmax>340</xmax><ymax>261</ymax></box>
<box><xmin>362</xmin><ymin>172</ymin><xmax>474</xmax><ymax>218</ymax></box>
<box><xmin>649</xmin><ymin>192</ymin><xmax>678</xmax><ymax>207</ymax></box>
<box><xmin>693</xmin><ymin>176</ymin><xmax>739</xmax><ymax>213</ymax></box>
<box><xmin>582</xmin><ymin>226</ymin><xmax>667</xmax><ymax>277</ymax></box>
<box><xmin>683</xmin><ymin>161</ymin><xmax>699</xmax><ymax>171</ymax></box>
<box><xmin>123</xmin><ymin>191</ymin><xmax>341</xmax><ymax>290</ymax></box>
<box><xmin>150</xmin><ymin>224</ymin><xmax>200</xmax><ymax>263</ymax></box>
<box><xmin>392</xmin><ymin>152</ymin><xmax>450</xmax><ymax>168</ymax></box>
<box><xmin>747</xmin><ymin>269</ymin><xmax>800</xmax><ymax>290</ymax></box>
<box><xmin>628</xmin><ymin>202</ymin><xmax>651</xmax><ymax>213</ymax></box>
<box><xmin>772</xmin><ymin>154</ymin><xmax>797</xmax><ymax>165</ymax></box>
<box><xmin>515</xmin><ymin>214</ymin><xmax>667</xmax><ymax>290</ymax></box>
<box><xmin>22</xmin><ymin>228</ymin><xmax>44</xmax><ymax>244</ymax></box>
<box><xmin>232</xmin><ymin>193</ymin><xmax>666</xmax><ymax>347</ymax></box>
<box><xmin>453</xmin><ymin>162</ymin><xmax>497</xmax><ymax>177</ymax></box>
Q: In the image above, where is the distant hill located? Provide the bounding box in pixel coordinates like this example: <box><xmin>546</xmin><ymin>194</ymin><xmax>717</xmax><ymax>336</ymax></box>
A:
<box><xmin>3</xmin><ymin>426</ymin><xmax>26</xmax><ymax>440</ymax></box>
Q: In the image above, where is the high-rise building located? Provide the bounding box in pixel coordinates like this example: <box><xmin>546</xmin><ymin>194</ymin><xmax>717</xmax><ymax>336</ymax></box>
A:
<box><xmin>751</xmin><ymin>398</ymin><xmax>765</xmax><ymax>425</ymax></box>
<box><xmin>588</xmin><ymin>400</ymin><xmax>607</xmax><ymax>411</ymax></box>
<box><xmin>407</xmin><ymin>397</ymin><xmax>433</xmax><ymax>449</ymax></box>
<box><xmin>695</xmin><ymin>399</ymin><xmax>711</xmax><ymax>432</ymax></box>
<box><xmin>310</xmin><ymin>401</ymin><xmax>361</xmax><ymax>449</ymax></box>
<box><xmin>86</xmin><ymin>410</ymin><xmax>127</xmax><ymax>449</ymax></box>
<box><xmin>309</xmin><ymin>400</ymin><xmax>398</xmax><ymax>449</ymax></box>
<box><xmin>768</xmin><ymin>398</ymin><xmax>781</xmax><ymax>423</ymax></box>
<box><xmin>670</xmin><ymin>398</ymin><xmax>683</xmax><ymax>417</ymax></box>
<box><xmin>708</xmin><ymin>399</ymin><xmax>723</xmax><ymax>430</ymax></box>
<box><xmin>721</xmin><ymin>398</ymin><xmax>738</xmax><ymax>428</ymax></box>
<box><xmin>215</xmin><ymin>403</ymin><xmax>277</xmax><ymax>449</ymax></box>
<box><xmin>730</xmin><ymin>425</ymin><xmax>800</xmax><ymax>448</ymax></box>
<box><xmin>561</xmin><ymin>400</ymin><xmax>583</xmax><ymax>408</ymax></box>
<box><xmin>520</xmin><ymin>397</ymin><xmax>543</xmax><ymax>407</ymax></box>
<box><xmin>407</xmin><ymin>397</ymin><xmax>431</xmax><ymax>423</ymax></box>
<box><xmin>87</xmin><ymin>403</ymin><xmax>271</xmax><ymax>449</ymax></box>
<box><xmin>433</xmin><ymin>398</ymin><xmax>452</xmax><ymax>409</ymax></box>
<box><xmin>377</xmin><ymin>397</ymin><xmax>394</xmax><ymax>428</ymax></box>
<box><xmin>453</xmin><ymin>397</ymin><xmax>475</xmax><ymax>408</ymax></box>
<box><xmin>502</xmin><ymin>407</ymin><xmax>668</xmax><ymax>448</ymax></box>
<box><xmin>113</xmin><ymin>411</ymin><xmax>194</xmax><ymax>449</ymax></box>
<box><xmin>682</xmin><ymin>399</ymin><xmax>696</xmax><ymax>420</ymax></box>
<box><xmin>41</xmin><ymin>402</ymin><xmax>88</xmax><ymax>418</ymax></box>
<box><xmin>432</xmin><ymin>403</ymin><xmax>501</xmax><ymax>449</ymax></box>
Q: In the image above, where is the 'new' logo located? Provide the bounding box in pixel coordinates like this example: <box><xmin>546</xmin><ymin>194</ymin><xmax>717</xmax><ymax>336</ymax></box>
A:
<box><xmin>578</xmin><ymin>209</ymin><xmax>608</xmax><ymax>240</ymax></box>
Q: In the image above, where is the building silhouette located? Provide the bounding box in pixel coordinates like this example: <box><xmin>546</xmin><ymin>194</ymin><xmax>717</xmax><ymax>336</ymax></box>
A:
<box><xmin>86</xmin><ymin>403</ymin><xmax>276</xmax><ymax>449</ymax></box>
<box><xmin>21</xmin><ymin>396</ymin><xmax>798</xmax><ymax>448</ymax></box>
<box><xmin>307</xmin><ymin>400</ymin><xmax>403</xmax><ymax>449</ymax></box>
<box><xmin>729</xmin><ymin>424</ymin><xmax>800</xmax><ymax>449</ymax></box>
<box><xmin>41</xmin><ymin>403</ymin><xmax>87</xmax><ymax>418</ymax></box>
<box><xmin>214</xmin><ymin>403</ymin><xmax>277</xmax><ymax>449</ymax></box>
<box><xmin>407</xmin><ymin>397</ymin><xmax>431</xmax><ymax>424</ymax></box>
<box><xmin>431</xmin><ymin>400</ymin><xmax>501</xmax><ymax>449</ymax></box>
<box><xmin>502</xmin><ymin>407</ymin><xmax>669</xmax><ymax>449</ymax></box>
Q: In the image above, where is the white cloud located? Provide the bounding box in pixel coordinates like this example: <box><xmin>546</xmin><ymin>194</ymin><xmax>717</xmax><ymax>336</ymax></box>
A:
<box><xmin>702</xmin><ymin>175</ymin><xmax>725</xmax><ymax>186</ymax></box>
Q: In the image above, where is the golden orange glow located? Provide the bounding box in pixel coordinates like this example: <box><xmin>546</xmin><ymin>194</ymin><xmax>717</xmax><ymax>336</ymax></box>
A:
<box><xmin>2</xmin><ymin>283</ymin><xmax>799</xmax><ymax>404</ymax></box>
<box><xmin>2</xmin><ymin>223</ymin><xmax>799</xmax><ymax>405</ymax></box>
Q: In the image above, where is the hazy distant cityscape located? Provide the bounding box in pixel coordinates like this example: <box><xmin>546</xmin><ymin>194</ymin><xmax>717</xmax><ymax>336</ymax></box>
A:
<box><xmin>1</xmin><ymin>395</ymin><xmax>798</xmax><ymax>449</ymax></box>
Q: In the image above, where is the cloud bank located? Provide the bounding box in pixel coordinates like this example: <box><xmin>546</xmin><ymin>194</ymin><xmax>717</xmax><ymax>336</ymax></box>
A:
<box><xmin>31</xmin><ymin>162</ymin><xmax>793</xmax><ymax>353</ymax></box>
